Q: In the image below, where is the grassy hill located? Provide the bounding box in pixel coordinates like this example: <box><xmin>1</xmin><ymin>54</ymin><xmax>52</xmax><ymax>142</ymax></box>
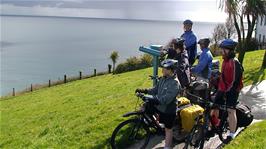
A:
<box><xmin>225</xmin><ymin>120</ymin><xmax>266</xmax><ymax>149</ymax></box>
<box><xmin>0</xmin><ymin>50</ymin><xmax>265</xmax><ymax>148</ymax></box>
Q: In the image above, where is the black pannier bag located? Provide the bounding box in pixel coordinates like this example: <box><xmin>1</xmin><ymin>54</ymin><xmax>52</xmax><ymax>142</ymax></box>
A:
<box><xmin>236</xmin><ymin>103</ymin><xmax>254</xmax><ymax>127</ymax></box>
<box><xmin>187</xmin><ymin>80</ymin><xmax>209</xmax><ymax>103</ymax></box>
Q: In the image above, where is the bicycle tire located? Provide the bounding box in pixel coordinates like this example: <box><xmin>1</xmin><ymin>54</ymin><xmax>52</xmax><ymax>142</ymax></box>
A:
<box><xmin>110</xmin><ymin>119</ymin><xmax>151</xmax><ymax>149</ymax></box>
<box><xmin>218</xmin><ymin>120</ymin><xmax>231</xmax><ymax>143</ymax></box>
<box><xmin>183</xmin><ymin>124</ymin><xmax>205</xmax><ymax>149</ymax></box>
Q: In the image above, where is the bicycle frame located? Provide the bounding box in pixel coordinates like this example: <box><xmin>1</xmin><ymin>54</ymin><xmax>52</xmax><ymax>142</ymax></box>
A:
<box><xmin>185</xmin><ymin>91</ymin><xmax>234</xmax><ymax>146</ymax></box>
<box><xmin>122</xmin><ymin>102</ymin><xmax>164</xmax><ymax>133</ymax></box>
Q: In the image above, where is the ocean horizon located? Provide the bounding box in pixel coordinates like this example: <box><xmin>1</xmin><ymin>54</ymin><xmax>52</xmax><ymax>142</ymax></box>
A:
<box><xmin>1</xmin><ymin>15</ymin><xmax>218</xmax><ymax>96</ymax></box>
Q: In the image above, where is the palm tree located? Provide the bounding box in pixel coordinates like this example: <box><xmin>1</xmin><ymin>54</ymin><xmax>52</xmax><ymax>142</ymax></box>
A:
<box><xmin>110</xmin><ymin>51</ymin><xmax>119</xmax><ymax>73</ymax></box>
<box><xmin>219</xmin><ymin>0</ymin><xmax>266</xmax><ymax>64</ymax></box>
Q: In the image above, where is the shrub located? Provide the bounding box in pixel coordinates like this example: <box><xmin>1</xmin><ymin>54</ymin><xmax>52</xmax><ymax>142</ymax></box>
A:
<box><xmin>210</xmin><ymin>44</ymin><xmax>222</xmax><ymax>57</ymax></box>
<box><xmin>115</xmin><ymin>54</ymin><xmax>152</xmax><ymax>74</ymax></box>
<box><xmin>240</xmin><ymin>38</ymin><xmax>259</xmax><ymax>52</ymax></box>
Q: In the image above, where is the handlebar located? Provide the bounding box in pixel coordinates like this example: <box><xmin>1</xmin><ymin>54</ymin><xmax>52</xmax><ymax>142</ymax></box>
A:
<box><xmin>135</xmin><ymin>92</ymin><xmax>145</xmax><ymax>98</ymax></box>
<box><xmin>149</xmin><ymin>75</ymin><xmax>159</xmax><ymax>80</ymax></box>
<box><xmin>135</xmin><ymin>92</ymin><xmax>157</xmax><ymax>105</ymax></box>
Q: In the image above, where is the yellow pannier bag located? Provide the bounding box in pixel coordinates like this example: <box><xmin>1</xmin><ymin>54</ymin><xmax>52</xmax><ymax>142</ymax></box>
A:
<box><xmin>180</xmin><ymin>105</ymin><xmax>204</xmax><ymax>132</ymax></box>
<box><xmin>177</xmin><ymin>97</ymin><xmax>190</xmax><ymax>107</ymax></box>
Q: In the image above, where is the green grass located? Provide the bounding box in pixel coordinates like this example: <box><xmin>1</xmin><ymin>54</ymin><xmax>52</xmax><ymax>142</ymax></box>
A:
<box><xmin>224</xmin><ymin>120</ymin><xmax>266</xmax><ymax>149</ymax></box>
<box><xmin>0</xmin><ymin>50</ymin><xmax>265</xmax><ymax>148</ymax></box>
<box><xmin>0</xmin><ymin>68</ymin><xmax>153</xmax><ymax>148</ymax></box>
<box><xmin>213</xmin><ymin>49</ymin><xmax>266</xmax><ymax>86</ymax></box>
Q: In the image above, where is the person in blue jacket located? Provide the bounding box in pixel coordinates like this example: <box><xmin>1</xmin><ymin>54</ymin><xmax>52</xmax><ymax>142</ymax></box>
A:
<box><xmin>181</xmin><ymin>19</ymin><xmax>197</xmax><ymax>65</ymax></box>
<box><xmin>191</xmin><ymin>38</ymin><xmax>213</xmax><ymax>80</ymax></box>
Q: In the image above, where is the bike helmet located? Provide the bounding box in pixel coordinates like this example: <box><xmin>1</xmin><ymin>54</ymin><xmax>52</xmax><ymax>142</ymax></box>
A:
<box><xmin>219</xmin><ymin>39</ymin><xmax>238</xmax><ymax>50</ymax></box>
<box><xmin>176</xmin><ymin>37</ymin><xmax>185</xmax><ymax>45</ymax></box>
<box><xmin>172</xmin><ymin>37</ymin><xmax>185</xmax><ymax>49</ymax></box>
<box><xmin>198</xmin><ymin>38</ymin><xmax>211</xmax><ymax>46</ymax></box>
<box><xmin>160</xmin><ymin>59</ymin><xmax>178</xmax><ymax>70</ymax></box>
<box><xmin>183</xmin><ymin>19</ymin><xmax>193</xmax><ymax>25</ymax></box>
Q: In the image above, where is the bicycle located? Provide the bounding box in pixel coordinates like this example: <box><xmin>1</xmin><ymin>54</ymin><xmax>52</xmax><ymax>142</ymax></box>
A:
<box><xmin>183</xmin><ymin>92</ymin><xmax>235</xmax><ymax>149</ymax></box>
<box><xmin>110</xmin><ymin>93</ymin><xmax>165</xmax><ymax>149</ymax></box>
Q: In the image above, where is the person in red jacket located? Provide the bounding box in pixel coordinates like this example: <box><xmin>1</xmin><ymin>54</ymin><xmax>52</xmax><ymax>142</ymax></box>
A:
<box><xmin>212</xmin><ymin>39</ymin><xmax>244</xmax><ymax>144</ymax></box>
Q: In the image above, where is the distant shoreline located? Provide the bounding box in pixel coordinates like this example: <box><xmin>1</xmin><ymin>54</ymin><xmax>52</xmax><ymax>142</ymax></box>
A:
<box><xmin>1</xmin><ymin>14</ymin><xmax>218</xmax><ymax>96</ymax></box>
<box><xmin>0</xmin><ymin>14</ymin><xmax>218</xmax><ymax>24</ymax></box>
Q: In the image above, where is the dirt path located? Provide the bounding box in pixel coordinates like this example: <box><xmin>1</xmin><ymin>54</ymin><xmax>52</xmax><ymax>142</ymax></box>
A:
<box><xmin>127</xmin><ymin>80</ymin><xmax>266</xmax><ymax>149</ymax></box>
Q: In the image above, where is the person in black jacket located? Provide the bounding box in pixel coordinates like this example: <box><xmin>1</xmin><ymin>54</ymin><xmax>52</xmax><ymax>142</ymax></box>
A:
<box><xmin>162</xmin><ymin>38</ymin><xmax>191</xmax><ymax>88</ymax></box>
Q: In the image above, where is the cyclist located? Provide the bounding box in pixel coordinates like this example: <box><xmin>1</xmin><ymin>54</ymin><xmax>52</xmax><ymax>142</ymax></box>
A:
<box><xmin>191</xmin><ymin>38</ymin><xmax>213</xmax><ymax>81</ymax></box>
<box><xmin>136</xmin><ymin>59</ymin><xmax>181</xmax><ymax>149</ymax></box>
<box><xmin>181</xmin><ymin>19</ymin><xmax>197</xmax><ymax>65</ymax></box>
<box><xmin>213</xmin><ymin>39</ymin><xmax>244</xmax><ymax>144</ymax></box>
<box><xmin>162</xmin><ymin>38</ymin><xmax>190</xmax><ymax>88</ymax></box>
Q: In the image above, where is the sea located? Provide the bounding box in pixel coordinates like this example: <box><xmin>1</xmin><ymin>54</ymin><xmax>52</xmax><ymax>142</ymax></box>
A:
<box><xmin>1</xmin><ymin>15</ymin><xmax>218</xmax><ymax>96</ymax></box>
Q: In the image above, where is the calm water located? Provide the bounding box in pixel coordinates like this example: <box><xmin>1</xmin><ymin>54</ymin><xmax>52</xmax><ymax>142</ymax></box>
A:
<box><xmin>1</xmin><ymin>15</ymin><xmax>217</xmax><ymax>96</ymax></box>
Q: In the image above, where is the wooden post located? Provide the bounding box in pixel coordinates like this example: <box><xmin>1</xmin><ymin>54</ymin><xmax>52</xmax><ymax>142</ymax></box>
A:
<box><xmin>79</xmin><ymin>71</ymin><xmax>82</xmax><ymax>80</ymax></box>
<box><xmin>64</xmin><ymin>75</ymin><xmax>67</xmax><ymax>83</ymax></box>
<box><xmin>49</xmin><ymin>80</ymin><xmax>51</xmax><ymax>87</ymax></box>
<box><xmin>30</xmin><ymin>84</ymin><xmax>33</xmax><ymax>92</ymax></box>
<box><xmin>94</xmin><ymin>69</ymin><xmax>97</xmax><ymax>76</ymax></box>
<box><xmin>13</xmin><ymin>88</ymin><xmax>15</xmax><ymax>96</ymax></box>
<box><xmin>108</xmin><ymin>64</ymin><xmax>112</xmax><ymax>73</ymax></box>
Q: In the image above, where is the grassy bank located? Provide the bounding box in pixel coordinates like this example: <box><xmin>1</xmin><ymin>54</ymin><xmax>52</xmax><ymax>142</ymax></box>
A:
<box><xmin>0</xmin><ymin>68</ymin><xmax>153</xmax><ymax>148</ymax></box>
<box><xmin>0</xmin><ymin>50</ymin><xmax>265</xmax><ymax>148</ymax></box>
<box><xmin>225</xmin><ymin>120</ymin><xmax>266</xmax><ymax>149</ymax></box>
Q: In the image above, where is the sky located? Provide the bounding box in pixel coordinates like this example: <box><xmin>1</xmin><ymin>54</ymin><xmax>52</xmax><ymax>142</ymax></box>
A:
<box><xmin>0</xmin><ymin>0</ymin><xmax>228</xmax><ymax>22</ymax></box>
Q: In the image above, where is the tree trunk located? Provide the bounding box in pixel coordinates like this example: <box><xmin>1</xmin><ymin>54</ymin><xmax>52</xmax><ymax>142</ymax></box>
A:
<box><xmin>239</xmin><ymin>15</ymin><xmax>257</xmax><ymax>64</ymax></box>
<box><xmin>238</xmin><ymin>15</ymin><xmax>246</xmax><ymax>64</ymax></box>
<box><xmin>240</xmin><ymin>15</ymin><xmax>245</xmax><ymax>40</ymax></box>
<box><xmin>262</xmin><ymin>50</ymin><xmax>266</xmax><ymax>69</ymax></box>
<box><xmin>246</xmin><ymin>15</ymin><xmax>256</xmax><ymax>42</ymax></box>
<box><xmin>113</xmin><ymin>62</ymin><xmax>115</xmax><ymax>73</ymax></box>
<box><xmin>233</xmin><ymin>14</ymin><xmax>243</xmax><ymax>63</ymax></box>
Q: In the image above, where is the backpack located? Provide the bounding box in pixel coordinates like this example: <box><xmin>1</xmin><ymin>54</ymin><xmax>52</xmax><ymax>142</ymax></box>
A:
<box><xmin>236</xmin><ymin>103</ymin><xmax>253</xmax><ymax>127</ymax></box>
<box><xmin>233</xmin><ymin>58</ymin><xmax>244</xmax><ymax>90</ymax></box>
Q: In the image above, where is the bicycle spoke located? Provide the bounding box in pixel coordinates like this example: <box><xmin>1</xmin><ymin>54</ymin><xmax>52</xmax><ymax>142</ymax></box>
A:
<box><xmin>110</xmin><ymin>119</ymin><xmax>150</xmax><ymax>149</ymax></box>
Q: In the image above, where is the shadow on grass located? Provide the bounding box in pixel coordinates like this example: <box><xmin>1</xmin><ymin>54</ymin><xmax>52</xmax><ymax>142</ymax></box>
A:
<box><xmin>244</xmin><ymin>68</ymin><xmax>265</xmax><ymax>85</ymax></box>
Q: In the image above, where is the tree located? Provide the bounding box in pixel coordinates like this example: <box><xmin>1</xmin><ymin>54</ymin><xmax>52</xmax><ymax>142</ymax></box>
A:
<box><xmin>219</xmin><ymin>0</ymin><xmax>266</xmax><ymax>64</ymax></box>
<box><xmin>211</xmin><ymin>23</ymin><xmax>227</xmax><ymax>55</ymax></box>
<box><xmin>110</xmin><ymin>51</ymin><xmax>119</xmax><ymax>73</ymax></box>
<box><xmin>225</xmin><ymin>17</ymin><xmax>236</xmax><ymax>39</ymax></box>
<box><xmin>211</xmin><ymin>17</ymin><xmax>236</xmax><ymax>56</ymax></box>
<box><xmin>212</xmin><ymin>24</ymin><xmax>227</xmax><ymax>44</ymax></box>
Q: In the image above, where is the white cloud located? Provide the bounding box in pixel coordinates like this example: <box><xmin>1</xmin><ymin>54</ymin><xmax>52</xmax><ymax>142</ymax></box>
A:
<box><xmin>0</xmin><ymin>1</ymin><xmax>227</xmax><ymax>22</ymax></box>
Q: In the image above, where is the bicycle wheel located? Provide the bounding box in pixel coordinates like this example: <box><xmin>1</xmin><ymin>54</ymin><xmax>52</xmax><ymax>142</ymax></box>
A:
<box><xmin>110</xmin><ymin>119</ymin><xmax>151</xmax><ymax>149</ymax></box>
<box><xmin>183</xmin><ymin>124</ymin><xmax>205</xmax><ymax>149</ymax></box>
<box><xmin>218</xmin><ymin>119</ymin><xmax>231</xmax><ymax>143</ymax></box>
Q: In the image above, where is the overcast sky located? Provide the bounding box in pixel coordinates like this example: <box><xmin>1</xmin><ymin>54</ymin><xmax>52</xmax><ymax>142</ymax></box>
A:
<box><xmin>0</xmin><ymin>0</ymin><xmax>227</xmax><ymax>22</ymax></box>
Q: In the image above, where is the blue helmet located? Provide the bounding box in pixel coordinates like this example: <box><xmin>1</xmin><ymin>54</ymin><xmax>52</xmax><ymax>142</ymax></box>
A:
<box><xmin>161</xmin><ymin>59</ymin><xmax>178</xmax><ymax>70</ymax></box>
<box><xmin>198</xmin><ymin>38</ymin><xmax>211</xmax><ymax>46</ymax></box>
<box><xmin>183</xmin><ymin>19</ymin><xmax>193</xmax><ymax>25</ymax></box>
<box><xmin>219</xmin><ymin>39</ymin><xmax>238</xmax><ymax>50</ymax></box>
